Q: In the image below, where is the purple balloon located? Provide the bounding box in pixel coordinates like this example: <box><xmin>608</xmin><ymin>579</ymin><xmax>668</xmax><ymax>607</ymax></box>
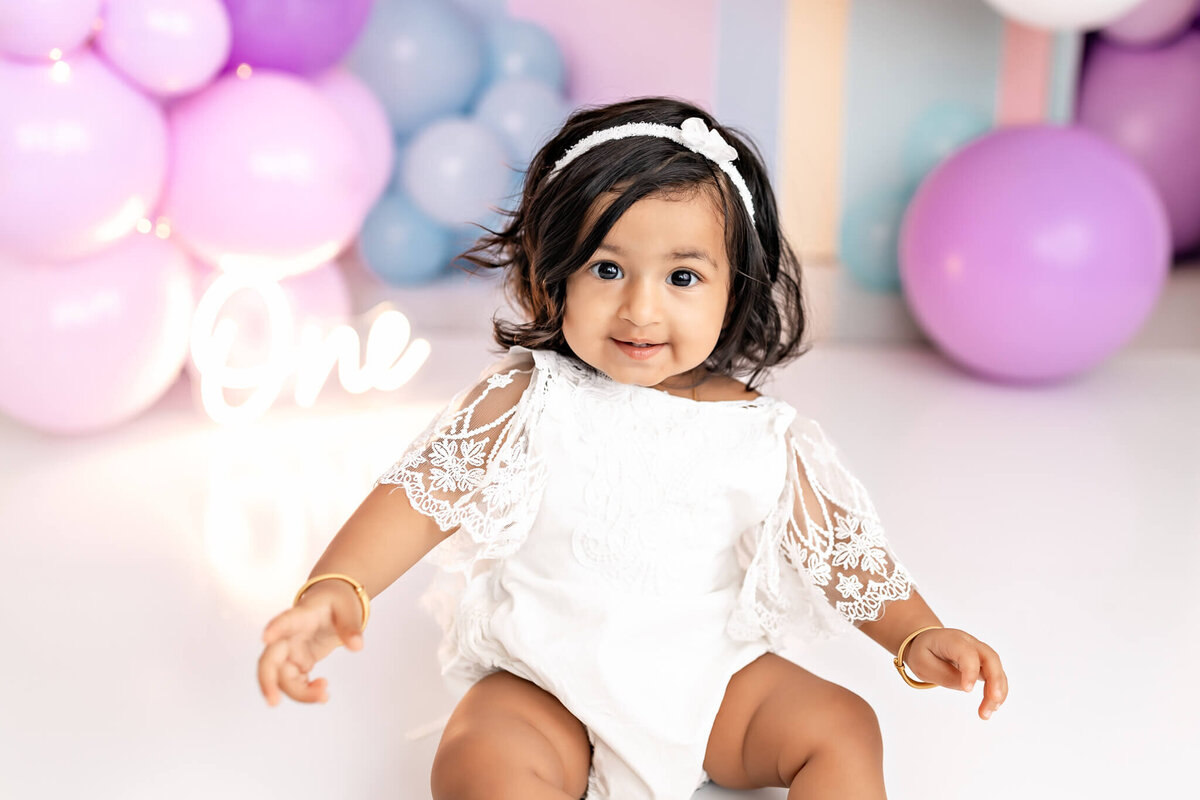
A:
<box><xmin>0</xmin><ymin>232</ymin><xmax>195</xmax><ymax>434</ymax></box>
<box><xmin>1077</xmin><ymin>33</ymin><xmax>1200</xmax><ymax>253</ymax></box>
<box><xmin>0</xmin><ymin>50</ymin><xmax>168</xmax><ymax>263</ymax></box>
<box><xmin>900</xmin><ymin>126</ymin><xmax>1169</xmax><ymax>384</ymax></box>
<box><xmin>1102</xmin><ymin>0</ymin><xmax>1200</xmax><ymax>46</ymax></box>
<box><xmin>161</xmin><ymin>71</ymin><xmax>369</xmax><ymax>276</ymax></box>
<box><xmin>222</xmin><ymin>0</ymin><xmax>373</xmax><ymax>75</ymax></box>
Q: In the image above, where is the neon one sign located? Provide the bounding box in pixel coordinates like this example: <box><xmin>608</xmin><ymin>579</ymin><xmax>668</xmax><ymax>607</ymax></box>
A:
<box><xmin>190</xmin><ymin>271</ymin><xmax>431</xmax><ymax>424</ymax></box>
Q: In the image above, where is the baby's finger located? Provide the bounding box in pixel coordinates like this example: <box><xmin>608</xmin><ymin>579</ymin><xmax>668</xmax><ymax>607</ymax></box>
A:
<box><xmin>278</xmin><ymin>660</ymin><xmax>328</xmax><ymax>704</ymax></box>
<box><xmin>977</xmin><ymin>647</ymin><xmax>1008</xmax><ymax>719</ymax></box>
<box><xmin>955</xmin><ymin>646</ymin><xmax>982</xmax><ymax>692</ymax></box>
<box><xmin>261</xmin><ymin>605</ymin><xmax>314</xmax><ymax>645</ymax></box>
<box><xmin>257</xmin><ymin>639</ymin><xmax>291</xmax><ymax>707</ymax></box>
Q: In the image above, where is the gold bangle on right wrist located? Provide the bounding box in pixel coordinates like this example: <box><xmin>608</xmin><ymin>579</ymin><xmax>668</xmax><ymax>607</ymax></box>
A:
<box><xmin>293</xmin><ymin>573</ymin><xmax>371</xmax><ymax>633</ymax></box>
<box><xmin>894</xmin><ymin>625</ymin><xmax>941</xmax><ymax>689</ymax></box>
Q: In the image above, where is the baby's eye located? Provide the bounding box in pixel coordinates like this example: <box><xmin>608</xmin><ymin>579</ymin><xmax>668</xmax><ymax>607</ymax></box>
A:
<box><xmin>669</xmin><ymin>270</ymin><xmax>700</xmax><ymax>288</ymax></box>
<box><xmin>590</xmin><ymin>262</ymin><xmax>623</xmax><ymax>280</ymax></box>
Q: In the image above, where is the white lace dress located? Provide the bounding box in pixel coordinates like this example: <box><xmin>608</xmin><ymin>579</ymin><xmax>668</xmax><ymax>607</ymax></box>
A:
<box><xmin>376</xmin><ymin>346</ymin><xmax>914</xmax><ymax>800</ymax></box>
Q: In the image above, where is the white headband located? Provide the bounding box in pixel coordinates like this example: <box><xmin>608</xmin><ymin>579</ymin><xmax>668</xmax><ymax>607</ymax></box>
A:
<box><xmin>546</xmin><ymin>116</ymin><xmax>756</xmax><ymax>224</ymax></box>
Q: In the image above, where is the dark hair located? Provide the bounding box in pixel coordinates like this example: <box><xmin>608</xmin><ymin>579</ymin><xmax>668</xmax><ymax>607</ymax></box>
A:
<box><xmin>460</xmin><ymin>96</ymin><xmax>810</xmax><ymax>390</ymax></box>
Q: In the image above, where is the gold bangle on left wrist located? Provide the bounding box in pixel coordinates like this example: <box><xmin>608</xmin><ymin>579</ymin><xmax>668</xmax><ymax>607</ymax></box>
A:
<box><xmin>894</xmin><ymin>625</ymin><xmax>941</xmax><ymax>689</ymax></box>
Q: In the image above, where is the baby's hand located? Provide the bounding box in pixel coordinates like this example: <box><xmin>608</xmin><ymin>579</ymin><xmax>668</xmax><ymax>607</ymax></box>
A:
<box><xmin>903</xmin><ymin>628</ymin><xmax>1008</xmax><ymax>720</ymax></box>
<box><xmin>257</xmin><ymin>582</ymin><xmax>366</xmax><ymax>707</ymax></box>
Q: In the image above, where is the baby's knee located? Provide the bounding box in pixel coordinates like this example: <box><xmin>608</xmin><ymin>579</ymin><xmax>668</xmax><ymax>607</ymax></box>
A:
<box><xmin>829</xmin><ymin>692</ymin><xmax>883</xmax><ymax>757</ymax></box>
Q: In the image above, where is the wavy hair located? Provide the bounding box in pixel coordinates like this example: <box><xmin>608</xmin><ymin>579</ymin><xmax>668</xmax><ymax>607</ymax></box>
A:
<box><xmin>459</xmin><ymin>96</ymin><xmax>811</xmax><ymax>390</ymax></box>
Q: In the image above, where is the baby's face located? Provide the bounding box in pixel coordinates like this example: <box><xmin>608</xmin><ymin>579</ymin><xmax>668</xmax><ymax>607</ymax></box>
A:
<box><xmin>562</xmin><ymin>190</ymin><xmax>731</xmax><ymax>390</ymax></box>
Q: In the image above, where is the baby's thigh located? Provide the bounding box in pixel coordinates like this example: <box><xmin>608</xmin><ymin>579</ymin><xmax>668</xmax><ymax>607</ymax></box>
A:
<box><xmin>703</xmin><ymin>653</ymin><xmax>883</xmax><ymax>789</ymax></box>
<box><xmin>431</xmin><ymin>670</ymin><xmax>591</xmax><ymax>799</ymax></box>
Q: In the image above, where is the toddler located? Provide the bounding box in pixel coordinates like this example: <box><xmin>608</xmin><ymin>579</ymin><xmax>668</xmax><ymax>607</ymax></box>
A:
<box><xmin>257</xmin><ymin>97</ymin><xmax>1008</xmax><ymax>800</ymax></box>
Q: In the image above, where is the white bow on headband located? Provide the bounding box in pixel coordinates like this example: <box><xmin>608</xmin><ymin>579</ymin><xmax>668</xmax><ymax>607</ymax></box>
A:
<box><xmin>546</xmin><ymin>116</ymin><xmax>756</xmax><ymax>223</ymax></box>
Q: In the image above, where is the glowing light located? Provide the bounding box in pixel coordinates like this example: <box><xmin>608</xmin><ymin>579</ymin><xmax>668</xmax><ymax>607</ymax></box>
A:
<box><xmin>154</xmin><ymin>221</ymin><xmax>171</xmax><ymax>239</ymax></box>
<box><xmin>136</xmin><ymin>218</ymin><xmax>153</xmax><ymax>234</ymax></box>
<box><xmin>190</xmin><ymin>272</ymin><xmax>431</xmax><ymax>424</ymax></box>
<box><xmin>49</xmin><ymin>48</ymin><xmax>62</xmax><ymax>61</ymax></box>
<box><xmin>50</xmin><ymin>61</ymin><xmax>71</xmax><ymax>83</ymax></box>
<box><xmin>236</xmin><ymin>63</ymin><xmax>252</xmax><ymax>79</ymax></box>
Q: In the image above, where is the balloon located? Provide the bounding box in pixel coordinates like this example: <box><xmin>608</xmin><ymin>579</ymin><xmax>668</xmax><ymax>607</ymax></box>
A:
<box><xmin>900</xmin><ymin>126</ymin><xmax>1169</xmax><ymax>384</ymax></box>
<box><xmin>95</xmin><ymin>0</ymin><xmax>230</xmax><ymax>96</ymax></box>
<box><xmin>312</xmin><ymin>67</ymin><xmax>395</xmax><ymax>210</ymax></box>
<box><xmin>1077</xmin><ymin>33</ymin><xmax>1200</xmax><ymax>253</ymax></box>
<box><xmin>1103</xmin><ymin>0</ymin><xmax>1200</xmax><ymax>46</ymax></box>
<box><xmin>161</xmin><ymin>71</ymin><xmax>369</xmax><ymax>277</ymax></box>
<box><xmin>357</xmin><ymin>194</ymin><xmax>453</xmax><ymax>285</ymax></box>
<box><xmin>482</xmin><ymin>17</ymin><xmax>565</xmax><ymax>92</ymax></box>
<box><xmin>222</xmin><ymin>0</ymin><xmax>373</xmax><ymax>75</ymax></box>
<box><xmin>474</xmin><ymin>77</ymin><xmax>568</xmax><ymax>166</ymax></box>
<box><xmin>401</xmin><ymin>117</ymin><xmax>509</xmax><ymax>226</ymax></box>
<box><xmin>0</xmin><ymin>0</ymin><xmax>101</xmax><ymax>60</ymax></box>
<box><xmin>0</xmin><ymin>51</ymin><xmax>167</xmax><ymax>263</ymax></box>
<box><xmin>347</xmin><ymin>0</ymin><xmax>483</xmax><ymax>135</ymax></box>
<box><xmin>0</xmin><ymin>233</ymin><xmax>195</xmax><ymax>434</ymax></box>
<box><xmin>983</xmin><ymin>0</ymin><xmax>1143</xmax><ymax>30</ymax></box>
<box><xmin>902</xmin><ymin>103</ymin><xmax>992</xmax><ymax>184</ymax></box>
<box><xmin>838</xmin><ymin>185</ymin><xmax>914</xmax><ymax>293</ymax></box>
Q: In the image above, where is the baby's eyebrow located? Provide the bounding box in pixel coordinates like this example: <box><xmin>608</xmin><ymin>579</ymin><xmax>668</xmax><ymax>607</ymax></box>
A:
<box><xmin>597</xmin><ymin>242</ymin><xmax>718</xmax><ymax>269</ymax></box>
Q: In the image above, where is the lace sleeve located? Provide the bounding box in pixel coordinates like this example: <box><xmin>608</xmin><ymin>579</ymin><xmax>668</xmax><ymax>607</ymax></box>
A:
<box><xmin>375</xmin><ymin>351</ymin><xmax>547</xmax><ymax>572</ymax></box>
<box><xmin>729</xmin><ymin>417</ymin><xmax>916</xmax><ymax>649</ymax></box>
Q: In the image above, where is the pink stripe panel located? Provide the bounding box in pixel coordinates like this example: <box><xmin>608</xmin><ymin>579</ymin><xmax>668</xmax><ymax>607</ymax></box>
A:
<box><xmin>998</xmin><ymin>21</ymin><xmax>1053</xmax><ymax>125</ymax></box>
<box><xmin>507</xmin><ymin>0</ymin><xmax>718</xmax><ymax>111</ymax></box>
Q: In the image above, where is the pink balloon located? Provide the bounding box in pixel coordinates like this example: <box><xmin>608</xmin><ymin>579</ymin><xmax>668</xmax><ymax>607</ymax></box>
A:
<box><xmin>161</xmin><ymin>71</ymin><xmax>369</xmax><ymax>276</ymax></box>
<box><xmin>312</xmin><ymin>67</ymin><xmax>396</xmax><ymax>209</ymax></box>
<box><xmin>0</xmin><ymin>0</ymin><xmax>101</xmax><ymax>60</ymax></box>
<box><xmin>1103</xmin><ymin>0</ymin><xmax>1200</xmax><ymax>46</ymax></box>
<box><xmin>0</xmin><ymin>233</ymin><xmax>196</xmax><ymax>434</ymax></box>
<box><xmin>95</xmin><ymin>0</ymin><xmax>231</xmax><ymax>97</ymax></box>
<box><xmin>0</xmin><ymin>50</ymin><xmax>168</xmax><ymax>263</ymax></box>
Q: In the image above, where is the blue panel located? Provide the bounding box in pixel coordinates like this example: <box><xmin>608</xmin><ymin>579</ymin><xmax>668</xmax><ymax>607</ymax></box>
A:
<box><xmin>715</xmin><ymin>0</ymin><xmax>785</xmax><ymax>181</ymax></box>
<box><xmin>1048</xmin><ymin>32</ymin><xmax>1083</xmax><ymax>124</ymax></box>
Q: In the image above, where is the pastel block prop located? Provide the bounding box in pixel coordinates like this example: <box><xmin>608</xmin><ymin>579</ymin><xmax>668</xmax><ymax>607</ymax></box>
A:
<box><xmin>779</xmin><ymin>0</ymin><xmax>850</xmax><ymax>263</ymax></box>
<box><xmin>714</xmin><ymin>0</ymin><xmax>786</xmax><ymax>181</ymax></box>
<box><xmin>507</xmin><ymin>0</ymin><xmax>718</xmax><ymax>111</ymax></box>
<box><xmin>998</xmin><ymin>21</ymin><xmax>1054</xmax><ymax>124</ymax></box>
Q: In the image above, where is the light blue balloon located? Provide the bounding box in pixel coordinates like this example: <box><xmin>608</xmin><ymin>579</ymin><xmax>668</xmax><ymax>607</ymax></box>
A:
<box><xmin>402</xmin><ymin>116</ymin><xmax>510</xmax><ymax>226</ymax></box>
<box><xmin>347</xmin><ymin>0</ymin><xmax>484</xmax><ymax>135</ymax></box>
<box><xmin>483</xmin><ymin>17</ymin><xmax>565</xmax><ymax>92</ymax></box>
<box><xmin>475</xmin><ymin>78</ymin><xmax>568</xmax><ymax>166</ymax></box>
<box><xmin>902</xmin><ymin>103</ymin><xmax>992</xmax><ymax>185</ymax></box>
<box><xmin>838</xmin><ymin>185</ymin><xmax>917</xmax><ymax>294</ymax></box>
<box><xmin>358</xmin><ymin>193</ymin><xmax>453</xmax><ymax>285</ymax></box>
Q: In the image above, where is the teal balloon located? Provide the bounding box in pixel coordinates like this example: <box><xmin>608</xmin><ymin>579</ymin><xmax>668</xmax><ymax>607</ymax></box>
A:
<box><xmin>483</xmin><ymin>18</ymin><xmax>564</xmax><ymax>92</ymax></box>
<box><xmin>838</xmin><ymin>186</ymin><xmax>916</xmax><ymax>293</ymax></box>
<box><xmin>903</xmin><ymin>103</ymin><xmax>992</xmax><ymax>184</ymax></box>
<box><xmin>358</xmin><ymin>193</ymin><xmax>453</xmax><ymax>285</ymax></box>
<box><xmin>347</xmin><ymin>0</ymin><xmax>484</xmax><ymax>135</ymax></box>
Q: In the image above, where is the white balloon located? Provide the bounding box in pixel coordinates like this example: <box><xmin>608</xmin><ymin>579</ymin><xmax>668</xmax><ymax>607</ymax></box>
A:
<box><xmin>983</xmin><ymin>0</ymin><xmax>1144</xmax><ymax>30</ymax></box>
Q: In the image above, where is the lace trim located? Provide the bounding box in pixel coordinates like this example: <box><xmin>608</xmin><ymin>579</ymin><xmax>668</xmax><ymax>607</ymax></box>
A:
<box><xmin>729</xmin><ymin>419</ymin><xmax>914</xmax><ymax>647</ymax></box>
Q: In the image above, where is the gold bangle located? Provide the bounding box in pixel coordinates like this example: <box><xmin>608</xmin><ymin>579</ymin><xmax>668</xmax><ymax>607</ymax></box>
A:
<box><xmin>894</xmin><ymin>625</ymin><xmax>941</xmax><ymax>689</ymax></box>
<box><xmin>293</xmin><ymin>573</ymin><xmax>371</xmax><ymax>633</ymax></box>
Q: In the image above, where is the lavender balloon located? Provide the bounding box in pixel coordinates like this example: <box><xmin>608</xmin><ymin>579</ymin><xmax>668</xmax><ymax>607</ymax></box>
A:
<box><xmin>900</xmin><ymin>126</ymin><xmax>1169</xmax><ymax>384</ymax></box>
<box><xmin>1078</xmin><ymin>33</ymin><xmax>1200</xmax><ymax>253</ymax></box>
<box><xmin>312</xmin><ymin>67</ymin><xmax>395</xmax><ymax>209</ymax></box>
<box><xmin>0</xmin><ymin>51</ymin><xmax>167</xmax><ymax>263</ymax></box>
<box><xmin>0</xmin><ymin>233</ymin><xmax>195</xmax><ymax>434</ymax></box>
<box><xmin>161</xmin><ymin>71</ymin><xmax>369</xmax><ymax>276</ymax></box>
<box><xmin>0</xmin><ymin>0</ymin><xmax>101</xmax><ymax>60</ymax></box>
<box><xmin>1102</xmin><ymin>0</ymin><xmax>1200</xmax><ymax>46</ymax></box>
<box><xmin>96</xmin><ymin>0</ymin><xmax>231</xmax><ymax>97</ymax></box>
<box><xmin>222</xmin><ymin>0</ymin><xmax>373</xmax><ymax>75</ymax></box>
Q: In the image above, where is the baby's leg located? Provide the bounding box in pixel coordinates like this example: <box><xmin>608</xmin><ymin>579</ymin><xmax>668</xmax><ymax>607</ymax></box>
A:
<box><xmin>703</xmin><ymin>653</ymin><xmax>886</xmax><ymax>799</ymax></box>
<box><xmin>431</xmin><ymin>670</ymin><xmax>592</xmax><ymax>800</ymax></box>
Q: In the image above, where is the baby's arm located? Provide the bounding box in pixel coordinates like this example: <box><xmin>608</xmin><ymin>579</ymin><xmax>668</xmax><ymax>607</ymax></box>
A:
<box><xmin>257</xmin><ymin>483</ymin><xmax>453</xmax><ymax>707</ymax></box>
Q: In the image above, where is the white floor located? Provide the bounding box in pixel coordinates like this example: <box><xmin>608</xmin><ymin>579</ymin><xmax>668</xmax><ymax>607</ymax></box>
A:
<box><xmin>1</xmin><ymin>337</ymin><xmax>1197</xmax><ymax>799</ymax></box>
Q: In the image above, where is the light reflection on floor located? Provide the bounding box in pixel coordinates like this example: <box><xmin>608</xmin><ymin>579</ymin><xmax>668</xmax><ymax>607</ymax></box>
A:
<box><xmin>1</xmin><ymin>337</ymin><xmax>1196</xmax><ymax>799</ymax></box>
